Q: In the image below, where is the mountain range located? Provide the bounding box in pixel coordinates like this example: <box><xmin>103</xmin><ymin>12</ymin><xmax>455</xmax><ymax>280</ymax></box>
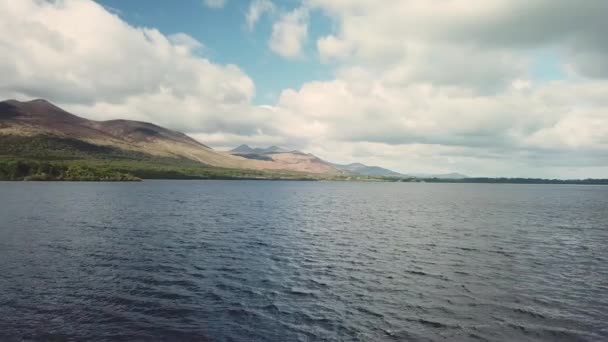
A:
<box><xmin>228</xmin><ymin>144</ymin><xmax>468</xmax><ymax>179</ymax></box>
<box><xmin>332</xmin><ymin>162</ymin><xmax>405</xmax><ymax>177</ymax></box>
<box><xmin>229</xmin><ymin>144</ymin><xmax>407</xmax><ymax>177</ymax></box>
<box><xmin>0</xmin><ymin>99</ymin><xmax>466</xmax><ymax>180</ymax></box>
<box><xmin>408</xmin><ymin>172</ymin><xmax>469</xmax><ymax>179</ymax></box>
<box><xmin>231</xmin><ymin>145</ymin><xmax>288</xmax><ymax>154</ymax></box>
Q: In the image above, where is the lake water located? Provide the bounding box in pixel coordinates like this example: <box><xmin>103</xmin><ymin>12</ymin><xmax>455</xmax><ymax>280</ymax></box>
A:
<box><xmin>0</xmin><ymin>181</ymin><xmax>607</xmax><ymax>341</ymax></box>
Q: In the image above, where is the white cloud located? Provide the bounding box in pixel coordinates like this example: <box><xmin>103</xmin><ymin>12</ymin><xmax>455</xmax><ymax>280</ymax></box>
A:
<box><xmin>317</xmin><ymin>35</ymin><xmax>352</xmax><ymax>62</ymax></box>
<box><xmin>249</xmin><ymin>0</ymin><xmax>608</xmax><ymax>177</ymax></box>
<box><xmin>189</xmin><ymin>131</ymin><xmax>287</xmax><ymax>151</ymax></box>
<box><xmin>0</xmin><ymin>0</ymin><xmax>267</xmax><ymax>136</ymax></box>
<box><xmin>261</xmin><ymin>64</ymin><xmax>608</xmax><ymax>177</ymax></box>
<box><xmin>203</xmin><ymin>0</ymin><xmax>226</xmax><ymax>9</ymax></box>
<box><xmin>272</xmin><ymin>75</ymin><xmax>608</xmax><ymax>151</ymax></box>
<box><xmin>246</xmin><ymin>0</ymin><xmax>275</xmax><ymax>31</ymax></box>
<box><xmin>308</xmin><ymin>0</ymin><xmax>608</xmax><ymax>82</ymax></box>
<box><xmin>168</xmin><ymin>33</ymin><xmax>204</xmax><ymax>53</ymax></box>
<box><xmin>268</xmin><ymin>7</ymin><xmax>309</xmax><ymax>58</ymax></box>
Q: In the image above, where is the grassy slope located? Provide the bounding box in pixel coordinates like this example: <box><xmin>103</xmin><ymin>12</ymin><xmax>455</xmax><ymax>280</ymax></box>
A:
<box><xmin>0</xmin><ymin>135</ymin><xmax>380</xmax><ymax>181</ymax></box>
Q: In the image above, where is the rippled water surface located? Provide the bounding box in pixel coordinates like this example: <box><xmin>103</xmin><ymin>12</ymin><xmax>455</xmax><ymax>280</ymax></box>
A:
<box><xmin>1</xmin><ymin>181</ymin><xmax>607</xmax><ymax>341</ymax></box>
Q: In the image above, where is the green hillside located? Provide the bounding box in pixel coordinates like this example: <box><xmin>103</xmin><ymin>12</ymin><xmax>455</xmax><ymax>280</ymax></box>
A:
<box><xmin>0</xmin><ymin>135</ymin><xmax>326</xmax><ymax>181</ymax></box>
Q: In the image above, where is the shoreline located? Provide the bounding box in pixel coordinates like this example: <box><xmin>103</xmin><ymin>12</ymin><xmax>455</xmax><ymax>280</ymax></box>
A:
<box><xmin>1</xmin><ymin>178</ymin><xmax>607</xmax><ymax>185</ymax></box>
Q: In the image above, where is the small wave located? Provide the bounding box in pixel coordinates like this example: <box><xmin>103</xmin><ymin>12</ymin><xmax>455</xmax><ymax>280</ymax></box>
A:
<box><xmin>460</xmin><ymin>284</ymin><xmax>473</xmax><ymax>293</ymax></box>
<box><xmin>417</xmin><ymin>318</ymin><xmax>451</xmax><ymax>329</ymax></box>
<box><xmin>308</xmin><ymin>278</ymin><xmax>329</xmax><ymax>288</ymax></box>
<box><xmin>215</xmin><ymin>266</ymin><xmax>242</xmax><ymax>274</ymax></box>
<box><xmin>203</xmin><ymin>291</ymin><xmax>223</xmax><ymax>302</ymax></box>
<box><xmin>227</xmin><ymin>307</ymin><xmax>255</xmax><ymax>319</ymax></box>
<box><xmin>288</xmin><ymin>288</ymin><xmax>318</xmax><ymax>298</ymax></box>
<box><xmin>404</xmin><ymin>270</ymin><xmax>449</xmax><ymax>281</ymax></box>
<box><xmin>491</xmin><ymin>249</ymin><xmax>514</xmax><ymax>258</ymax></box>
<box><xmin>140</xmin><ymin>290</ymin><xmax>192</xmax><ymax>301</ymax></box>
<box><xmin>467</xmin><ymin>332</ymin><xmax>491</xmax><ymax>341</ymax></box>
<box><xmin>512</xmin><ymin>307</ymin><xmax>546</xmax><ymax>319</ymax></box>
<box><xmin>261</xmin><ymin>303</ymin><xmax>283</xmax><ymax>314</ymax></box>
<box><xmin>356</xmin><ymin>306</ymin><xmax>384</xmax><ymax>318</ymax></box>
<box><xmin>457</xmin><ymin>247</ymin><xmax>480</xmax><ymax>252</ymax></box>
<box><xmin>505</xmin><ymin>322</ymin><xmax>595</xmax><ymax>340</ymax></box>
<box><xmin>250</xmin><ymin>240</ymin><xmax>270</xmax><ymax>248</ymax></box>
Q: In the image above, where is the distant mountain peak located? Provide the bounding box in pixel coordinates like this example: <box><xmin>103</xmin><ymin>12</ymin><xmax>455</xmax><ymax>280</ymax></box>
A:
<box><xmin>409</xmin><ymin>172</ymin><xmax>469</xmax><ymax>179</ymax></box>
<box><xmin>28</xmin><ymin>98</ymin><xmax>52</xmax><ymax>104</ymax></box>
<box><xmin>5</xmin><ymin>98</ymin><xmax>58</xmax><ymax>109</ymax></box>
<box><xmin>231</xmin><ymin>144</ymin><xmax>255</xmax><ymax>153</ymax></box>
<box><xmin>334</xmin><ymin>162</ymin><xmax>404</xmax><ymax>177</ymax></box>
<box><xmin>230</xmin><ymin>145</ymin><xmax>288</xmax><ymax>154</ymax></box>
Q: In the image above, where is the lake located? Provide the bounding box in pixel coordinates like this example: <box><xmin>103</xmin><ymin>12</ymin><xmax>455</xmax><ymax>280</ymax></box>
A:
<box><xmin>0</xmin><ymin>181</ymin><xmax>607</xmax><ymax>341</ymax></box>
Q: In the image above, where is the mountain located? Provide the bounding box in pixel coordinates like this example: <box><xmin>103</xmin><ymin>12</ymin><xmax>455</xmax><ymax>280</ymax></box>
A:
<box><xmin>264</xmin><ymin>145</ymin><xmax>287</xmax><ymax>153</ymax></box>
<box><xmin>228</xmin><ymin>145</ymin><xmax>410</xmax><ymax>177</ymax></box>
<box><xmin>332</xmin><ymin>161</ymin><xmax>468</xmax><ymax>179</ymax></box>
<box><xmin>333</xmin><ymin>162</ymin><xmax>404</xmax><ymax>177</ymax></box>
<box><xmin>0</xmin><ymin>99</ymin><xmax>342</xmax><ymax>176</ymax></box>
<box><xmin>230</xmin><ymin>144</ymin><xmax>288</xmax><ymax>154</ymax></box>
<box><xmin>0</xmin><ymin>99</ymin><xmax>254</xmax><ymax>168</ymax></box>
<box><xmin>227</xmin><ymin>145</ymin><xmax>468</xmax><ymax>179</ymax></box>
<box><xmin>0</xmin><ymin>99</ymin><xmax>209</xmax><ymax>150</ymax></box>
<box><xmin>229</xmin><ymin>145</ymin><xmax>338</xmax><ymax>174</ymax></box>
<box><xmin>410</xmin><ymin>172</ymin><xmax>469</xmax><ymax>179</ymax></box>
<box><xmin>231</xmin><ymin>144</ymin><xmax>256</xmax><ymax>153</ymax></box>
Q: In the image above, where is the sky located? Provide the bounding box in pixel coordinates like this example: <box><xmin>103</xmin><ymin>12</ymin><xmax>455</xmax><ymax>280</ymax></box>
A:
<box><xmin>1</xmin><ymin>0</ymin><xmax>607</xmax><ymax>178</ymax></box>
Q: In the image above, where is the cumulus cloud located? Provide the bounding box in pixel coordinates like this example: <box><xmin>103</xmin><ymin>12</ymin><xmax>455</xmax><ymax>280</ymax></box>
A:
<box><xmin>246</xmin><ymin>0</ymin><xmax>275</xmax><ymax>31</ymax></box>
<box><xmin>168</xmin><ymin>33</ymin><xmax>205</xmax><ymax>53</ymax></box>
<box><xmin>272</xmin><ymin>75</ymin><xmax>608</xmax><ymax>151</ymax></box>
<box><xmin>317</xmin><ymin>35</ymin><xmax>352</xmax><ymax>62</ymax></box>
<box><xmin>189</xmin><ymin>131</ymin><xmax>287</xmax><ymax>151</ymax></box>
<box><xmin>254</xmin><ymin>0</ymin><xmax>608</xmax><ymax>177</ymax></box>
<box><xmin>269</xmin><ymin>7</ymin><xmax>309</xmax><ymax>58</ymax></box>
<box><xmin>310</xmin><ymin>0</ymin><xmax>608</xmax><ymax>82</ymax></box>
<box><xmin>203</xmin><ymin>0</ymin><xmax>226</xmax><ymax>9</ymax></box>
<box><xmin>0</xmin><ymin>0</ymin><xmax>274</xmax><ymax>137</ymax></box>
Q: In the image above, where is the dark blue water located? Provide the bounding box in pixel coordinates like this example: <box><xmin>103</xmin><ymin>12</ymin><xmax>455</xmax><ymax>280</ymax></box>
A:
<box><xmin>0</xmin><ymin>181</ymin><xmax>607</xmax><ymax>341</ymax></box>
